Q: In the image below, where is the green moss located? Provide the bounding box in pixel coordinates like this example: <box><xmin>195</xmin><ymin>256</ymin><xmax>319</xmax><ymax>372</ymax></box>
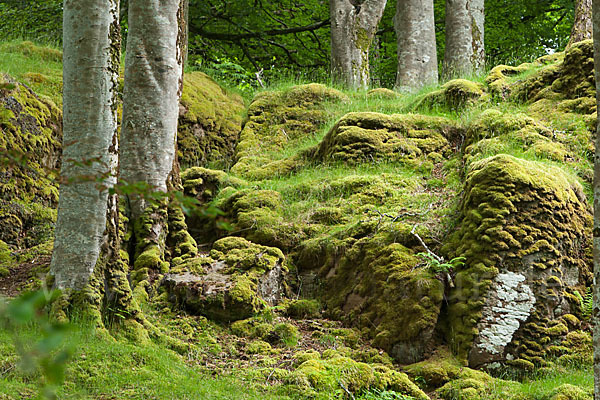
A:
<box><xmin>293</xmin><ymin>350</ymin><xmax>321</xmax><ymax>366</ymax></box>
<box><xmin>246</xmin><ymin>340</ymin><xmax>274</xmax><ymax>355</ymax></box>
<box><xmin>315</xmin><ymin>112</ymin><xmax>455</xmax><ymax>164</ymax></box>
<box><xmin>178</xmin><ymin>72</ymin><xmax>245</xmax><ymax>169</ymax></box>
<box><xmin>231</xmin><ymin>317</ymin><xmax>275</xmax><ymax>340</ymax></box>
<box><xmin>231</xmin><ymin>83</ymin><xmax>347</xmax><ymax>177</ymax></box>
<box><xmin>287</xmin><ymin>357</ymin><xmax>427</xmax><ymax>399</ymax></box>
<box><xmin>366</xmin><ymin>88</ymin><xmax>399</xmax><ymax>99</ymax></box>
<box><xmin>0</xmin><ymin>240</ymin><xmax>14</xmax><ymax>267</ymax></box>
<box><xmin>442</xmin><ymin>154</ymin><xmax>591</xmax><ymax>363</ymax></box>
<box><xmin>485</xmin><ymin>64</ymin><xmax>532</xmax><ymax>99</ymax></box>
<box><xmin>550</xmin><ymin>384</ymin><xmax>592</xmax><ymax>400</ymax></box>
<box><xmin>316</xmin><ymin>229</ymin><xmax>444</xmax><ymax>363</ymax></box>
<box><xmin>413</xmin><ymin>79</ymin><xmax>485</xmax><ymax>111</ymax></box>
<box><xmin>210</xmin><ymin>236</ymin><xmax>284</xmax><ymax>274</ymax></box>
<box><xmin>274</xmin><ymin>322</ymin><xmax>300</xmax><ymax>347</ymax></box>
<box><xmin>284</xmin><ymin>299</ymin><xmax>321</xmax><ymax>319</ymax></box>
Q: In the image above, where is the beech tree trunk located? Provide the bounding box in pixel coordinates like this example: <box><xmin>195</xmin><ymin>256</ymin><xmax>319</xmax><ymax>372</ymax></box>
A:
<box><xmin>593</xmin><ymin>1</ymin><xmax>600</xmax><ymax>398</ymax></box>
<box><xmin>51</xmin><ymin>0</ymin><xmax>121</xmax><ymax>290</ymax></box>
<box><xmin>442</xmin><ymin>0</ymin><xmax>484</xmax><ymax>79</ymax></box>
<box><xmin>120</xmin><ymin>0</ymin><xmax>192</xmax><ymax>288</ymax></box>
<box><xmin>394</xmin><ymin>0</ymin><xmax>438</xmax><ymax>92</ymax></box>
<box><xmin>330</xmin><ymin>0</ymin><xmax>387</xmax><ymax>89</ymax></box>
<box><xmin>569</xmin><ymin>0</ymin><xmax>592</xmax><ymax>48</ymax></box>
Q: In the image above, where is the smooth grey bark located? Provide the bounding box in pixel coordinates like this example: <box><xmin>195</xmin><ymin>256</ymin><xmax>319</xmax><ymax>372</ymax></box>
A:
<box><xmin>120</xmin><ymin>0</ymin><xmax>185</xmax><ymax>220</ymax></box>
<box><xmin>569</xmin><ymin>0</ymin><xmax>593</xmax><ymax>48</ymax></box>
<box><xmin>593</xmin><ymin>1</ymin><xmax>600</xmax><ymax>398</ymax></box>
<box><xmin>330</xmin><ymin>0</ymin><xmax>387</xmax><ymax>89</ymax></box>
<box><xmin>394</xmin><ymin>0</ymin><xmax>438</xmax><ymax>92</ymax></box>
<box><xmin>442</xmin><ymin>0</ymin><xmax>484</xmax><ymax>79</ymax></box>
<box><xmin>51</xmin><ymin>0</ymin><xmax>120</xmax><ymax>290</ymax></box>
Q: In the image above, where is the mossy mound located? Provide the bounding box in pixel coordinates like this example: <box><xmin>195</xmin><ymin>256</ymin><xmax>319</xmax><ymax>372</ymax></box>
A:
<box><xmin>178</xmin><ymin>71</ymin><xmax>245</xmax><ymax>169</ymax></box>
<box><xmin>0</xmin><ymin>77</ymin><xmax>61</xmax><ymax>257</ymax></box>
<box><xmin>550</xmin><ymin>384</ymin><xmax>592</xmax><ymax>400</ymax></box>
<box><xmin>287</xmin><ymin>356</ymin><xmax>428</xmax><ymax>399</ymax></box>
<box><xmin>464</xmin><ymin>109</ymin><xmax>567</xmax><ymax>164</ymax></box>
<box><xmin>493</xmin><ymin>40</ymin><xmax>595</xmax><ymax>117</ymax></box>
<box><xmin>412</xmin><ymin>79</ymin><xmax>486</xmax><ymax>111</ymax></box>
<box><xmin>305</xmin><ymin>228</ymin><xmax>444</xmax><ymax>364</ymax></box>
<box><xmin>366</xmin><ymin>88</ymin><xmax>399</xmax><ymax>99</ymax></box>
<box><xmin>231</xmin><ymin>83</ymin><xmax>347</xmax><ymax>178</ymax></box>
<box><xmin>441</xmin><ymin>154</ymin><xmax>591</xmax><ymax>368</ymax></box>
<box><xmin>315</xmin><ymin>112</ymin><xmax>456</xmax><ymax>164</ymax></box>
<box><xmin>485</xmin><ymin>64</ymin><xmax>532</xmax><ymax>99</ymax></box>
<box><xmin>214</xmin><ymin>187</ymin><xmax>313</xmax><ymax>252</ymax></box>
<box><xmin>163</xmin><ymin>236</ymin><xmax>286</xmax><ymax>321</ymax></box>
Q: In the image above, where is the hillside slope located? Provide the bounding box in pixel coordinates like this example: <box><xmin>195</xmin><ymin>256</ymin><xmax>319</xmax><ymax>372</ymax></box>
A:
<box><xmin>0</xmin><ymin>40</ymin><xmax>596</xmax><ymax>400</ymax></box>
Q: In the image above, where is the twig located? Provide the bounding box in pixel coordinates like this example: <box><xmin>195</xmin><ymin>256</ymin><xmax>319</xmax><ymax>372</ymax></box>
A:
<box><xmin>338</xmin><ymin>379</ymin><xmax>355</xmax><ymax>400</ymax></box>
<box><xmin>255</xmin><ymin>68</ymin><xmax>265</xmax><ymax>88</ymax></box>
<box><xmin>411</xmin><ymin>224</ymin><xmax>442</xmax><ymax>263</ymax></box>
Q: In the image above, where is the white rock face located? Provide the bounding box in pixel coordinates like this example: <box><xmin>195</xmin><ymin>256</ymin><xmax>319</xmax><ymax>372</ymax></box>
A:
<box><xmin>468</xmin><ymin>271</ymin><xmax>536</xmax><ymax>367</ymax></box>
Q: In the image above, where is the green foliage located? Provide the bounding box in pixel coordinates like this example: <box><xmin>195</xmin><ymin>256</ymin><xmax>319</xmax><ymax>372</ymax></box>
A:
<box><xmin>417</xmin><ymin>253</ymin><xmax>465</xmax><ymax>275</ymax></box>
<box><xmin>0</xmin><ymin>1</ymin><xmax>62</xmax><ymax>44</ymax></box>
<box><xmin>359</xmin><ymin>390</ymin><xmax>415</xmax><ymax>400</ymax></box>
<box><xmin>192</xmin><ymin>56</ymin><xmax>258</xmax><ymax>98</ymax></box>
<box><xmin>1</xmin><ymin>290</ymin><xmax>74</xmax><ymax>399</ymax></box>
<box><xmin>574</xmin><ymin>288</ymin><xmax>593</xmax><ymax>320</ymax></box>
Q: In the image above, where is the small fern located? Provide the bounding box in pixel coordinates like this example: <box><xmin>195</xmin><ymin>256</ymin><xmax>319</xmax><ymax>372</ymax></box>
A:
<box><xmin>574</xmin><ymin>288</ymin><xmax>593</xmax><ymax>319</ymax></box>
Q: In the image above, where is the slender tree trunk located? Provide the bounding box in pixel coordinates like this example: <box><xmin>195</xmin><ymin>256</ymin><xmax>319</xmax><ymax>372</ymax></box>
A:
<box><xmin>51</xmin><ymin>0</ymin><xmax>121</xmax><ymax>290</ymax></box>
<box><xmin>593</xmin><ymin>1</ymin><xmax>600</xmax><ymax>398</ymax></box>
<box><xmin>394</xmin><ymin>0</ymin><xmax>438</xmax><ymax>92</ymax></box>
<box><xmin>442</xmin><ymin>0</ymin><xmax>484</xmax><ymax>79</ymax></box>
<box><xmin>569</xmin><ymin>0</ymin><xmax>593</xmax><ymax>48</ymax></box>
<box><xmin>330</xmin><ymin>0</ymin><xmax>387</xmax><ymax>89</ymax></box>
<box><xmin>120</xmin><ymin>0</ymin><xmax>194</xmax><ymax>291</ymax></box>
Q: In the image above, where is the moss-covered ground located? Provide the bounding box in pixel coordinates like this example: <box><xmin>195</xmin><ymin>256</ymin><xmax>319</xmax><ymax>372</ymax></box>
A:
<box><xmin>0</xmin><ymin>40</ymin><xmax>597</xmax><ymax>399</ymax></box>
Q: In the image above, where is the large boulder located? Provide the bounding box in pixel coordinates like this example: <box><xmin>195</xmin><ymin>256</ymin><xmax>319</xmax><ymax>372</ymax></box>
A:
<box><xmin>0</xmin><ymin>76</ymin><xmax>61</xmax><ymax>257</ymax></box>
<box><xmin>231</xmin><ymin>83</ymin><xmax>347</xmax><ymax>178</ymax></box>
<box><xmin>442</xmin><ymin>154</ymin><xmax>592</xmax><ymax>369</ymax></box>
<box><xmin>177</xmin><ymin>71</ymin><xmax>245</xmax><ymax>169</ymax></box>
<box><xmin>315</xmin><ymin>112</ymin><xmax>457</xmax><ymax>165</ymax></box>
<box><xmin>163</xmin><ymin>236</ymin><xmax>286</xmax><ymax>321</ymax></box>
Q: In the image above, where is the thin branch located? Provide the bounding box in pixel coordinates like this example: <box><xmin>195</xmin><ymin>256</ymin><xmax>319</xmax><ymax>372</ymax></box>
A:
<box><xmin>191</xmin><ymin>19</ymin><xmax>330</xmax><ymax>41</ymax></box>
<box><xmin>411</xmin><ymin>224</ymin><xmax>442</xmax><ymax>263</ymax></box>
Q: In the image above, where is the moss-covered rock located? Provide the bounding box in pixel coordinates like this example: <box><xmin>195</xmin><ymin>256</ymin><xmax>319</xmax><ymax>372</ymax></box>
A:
<box><xmin>485</xmin><ymin>64</ymin><xmax>533</xmax><ymax>99</ymax></box>
<box><xmin>413</xmin><ymin>79</ymin><xmax>486</xmax><ymax>111</ymax></box>
<box><xmin>366</xmin><ymin>88</ymin><xmax>399</xmax><ymax>99</ymax></box>
<box><xmin>315</xmin><ymin>112</ymin><xmax>456</xmax><ymax>164</ymax></box>
<box><xmin>441</xmin><ymin>154</ymin><xmax>591</xmax><ymax>367</ymax></box>
<box><xmin>231</xmin><ymin>83</ymin><xmax>347</xmax><ymax>178</ymax></box>
<box><xmin>163</xmin><ymin>237</ymin><xmax>286</xmax><ymax>321</ymax></box>
<box><xmin>284</xmin><ymin>299</ymin><xmax>321</xmax><ymax>319</ymax></box>
<box><xmin>177</xmin><ymin>72</ymin><xmax>245</xmax><ymax>169</ymax></box>
<box><xmin>0</xmin><ymin>77</ymin><xmax>61</xmax><ymax>267</ymax></box>
<box><xmin>550</xmin><ymin>384</ymin><xmax>592</xmax><ymax>400</ymax></box>
<box><xmin>310</xmin><ymin>229</ymin><xmax>445</xmax><ymax>364</ymax></box>
<box><xmin>464</xmin><ymin>109</ymin><xmax>568</xmax><ymax>166</ymax></box>
<box><xmin>287</xmin><ymin>356</ymin><xmax>428</xmax><ymax>399</ymax></box>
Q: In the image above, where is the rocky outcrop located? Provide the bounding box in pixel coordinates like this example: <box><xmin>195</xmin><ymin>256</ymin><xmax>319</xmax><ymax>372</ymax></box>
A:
<box><xmin>177</xmin><ymin>71</ymin><xmax>245</xmax><ymax>169</ymax></box>
<box><xmin>0</xmin><ymin>76</ymin><xmax>61</xmax><ymax>260</ymax></box>
<box><xmin>231</xmin><ymin>83</ymin><xmax>347</xmax><ymax>178</ymax></box>
<box><xmin>163</xmin><ymin>236</ymin><xmax>286</xmax><ymax>321</ymax></box>
<box><xmin>442</xmin><ymin>154</ymin><xmax>591</xmax><ymax>369</ymax></box>
<box><xmin>315</xmin><ymin>112</ymin><xmax>457</xmax><ymax>164</ymax></box>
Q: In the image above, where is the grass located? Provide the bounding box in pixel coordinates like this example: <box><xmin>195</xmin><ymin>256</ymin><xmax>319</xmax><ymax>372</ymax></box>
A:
<box><xmin>0</xmin><ymin>41</ymin><xmax>63</xmax><ymax>106</ymax></box>
<box><xmin>0</xmin><ymin>318</ymin><xmax>293</xmax><ymax>400</ymax></box>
